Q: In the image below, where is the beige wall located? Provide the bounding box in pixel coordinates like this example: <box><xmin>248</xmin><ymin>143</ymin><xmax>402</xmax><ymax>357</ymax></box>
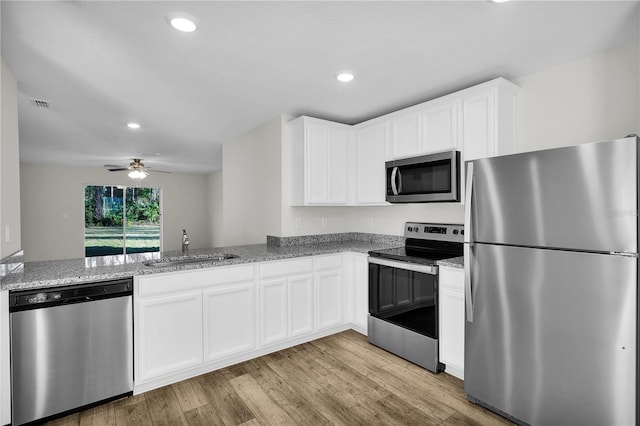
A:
<box><xmin>220</xmin><ymin>117</ymin><xmax>283</xmax><ymax>246</ymax></box>
<box><xmin>20</xmin><ymin>164</ymin><xmax>209</xmax><ymax>261</ymax></box>
<box><xmin>0</xmin><ymin>57</ymin><xmax>22</xmax><ymax>258</ymax></box>
<box><xmin>513</xmin><ymin>41</ymin><xmax>639</xmax><ymax>153</ymax></box>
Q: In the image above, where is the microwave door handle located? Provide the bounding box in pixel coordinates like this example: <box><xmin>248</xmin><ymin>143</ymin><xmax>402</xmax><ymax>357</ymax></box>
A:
<box><xmin>391</xmin><ymin>167</ymin><xmax>399</xmax><ymax>195</ymax></box>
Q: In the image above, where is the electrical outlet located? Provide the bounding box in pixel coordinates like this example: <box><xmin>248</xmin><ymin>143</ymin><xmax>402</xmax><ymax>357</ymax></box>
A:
<box><xmin>4</xmin><ymin>226</ymin><xmax>10</xmax><ymax>243</ymax></box>
<box><xmin>295</xmin><ymin>218</ymin><xmax>302</xmax><ymax>228</ymax></box>
<box><xmin>367</xmin><ymin>217</ymin><xmax>374</xmax><ymax>226</ymax></box>
<box><xmin>321</xmin><ymin>217</ymin><xmax>327</xmax><ymax>227</ymax></box>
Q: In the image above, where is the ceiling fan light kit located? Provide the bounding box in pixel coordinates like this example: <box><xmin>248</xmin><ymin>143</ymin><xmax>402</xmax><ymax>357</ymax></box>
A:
<box><xmin>128</xmin><ymin>169</ymin><xmax>148</xmax><ymax>179</ymax></box>
<box><xmin>105</xmin><ymin>158</ymin><xmax>170</xmax><ymax>179</ymax></box>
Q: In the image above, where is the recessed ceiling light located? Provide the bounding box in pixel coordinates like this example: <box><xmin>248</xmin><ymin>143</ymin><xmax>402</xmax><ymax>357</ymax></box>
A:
<box><xmin>127</xmin><ymin>122</ymin><xmax>141</xmax><ymax>129</ymax></box>
<box><xmin>337</xmin><ymin>73</ymin><xmax>354</xmax><ymax>82</ymax></box>
<box><xmin>170</xmin><ymin>17</ymin><xmax>197</xmax><ymax>32</ymax></box>
<box><xmin>490</xmin><ymin>0</ymin><xmax>510</xmax><ymax>3</ymax></box>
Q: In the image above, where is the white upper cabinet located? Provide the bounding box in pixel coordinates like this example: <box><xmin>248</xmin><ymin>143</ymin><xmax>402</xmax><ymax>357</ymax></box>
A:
<box><xmin>290</xmin><ymin>116</ymin><xmax>350</xmax><ymax>206</ymax></box>
<box><xmin>460</xmin><ymin>79</ymin><xmax>519</xmax><ymax>162</ymax></box>
<box><xmin>422</xmin><ymin>99</ymin><xmax>459</xmax><ymax>154</ymax></box>
<box><xmin>354</xmin><ymin>121</ymin><xmax>389</xmax><ymax>205</ymax></box>
<box><xmin>289</xmin><ymin>78</ymin><xmax>518</xmax><ymax>206</ymax></box>
<box><xmin>391</xmin><ymin>112</ymin><xmax>421</xmax><ymax>159</ymax></box>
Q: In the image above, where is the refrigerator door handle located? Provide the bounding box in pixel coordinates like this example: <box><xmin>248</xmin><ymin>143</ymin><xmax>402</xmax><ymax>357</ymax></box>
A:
<box><xmin>464</xmin><ymin>161</ymin><xmax>474</xmax><ymax>322</ymax></box>
<box><xmin>464</xmin><ymin>162</ymin><xmax>473</xmax><ymax>243</ymax></box>
<box><xmin>464</xmin><ymin>243</ymin><xmax>474</xmax><ymax>323</ymax></box>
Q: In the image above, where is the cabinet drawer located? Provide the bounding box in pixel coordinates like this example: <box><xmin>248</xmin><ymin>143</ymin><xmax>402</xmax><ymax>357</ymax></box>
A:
<box><xmin>259</xmin><ymin>258</ymin><xmax>313</xmax><ymax>280</ymax></box>
<box><xmin>137</xmin><ymin>265</ymin><xmax>256</xmax><ymax>298</ymax></box>
<box><xmin>315</xmin><ymin>254</ymin><xmax>343</xmax><ymax>270</ymax></box>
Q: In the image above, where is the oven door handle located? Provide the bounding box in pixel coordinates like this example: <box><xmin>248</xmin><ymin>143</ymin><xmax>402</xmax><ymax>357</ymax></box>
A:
<box><xmin>368</xmin><ymin>256</ymin><xmax>438</xmax><ymax>275</ymax></box>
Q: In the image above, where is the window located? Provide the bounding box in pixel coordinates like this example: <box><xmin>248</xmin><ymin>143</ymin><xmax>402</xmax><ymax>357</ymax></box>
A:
<box><xmin>84</xmin><ymin>185</ymin><xmax>161</xmax><ymax>257</ymax></box>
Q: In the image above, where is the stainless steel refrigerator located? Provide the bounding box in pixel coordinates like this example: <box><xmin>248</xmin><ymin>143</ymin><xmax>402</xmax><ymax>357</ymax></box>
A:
<box><xmin>463</xmin><ymin>136</ymin><xmax>638</xmax><ymax>425</ymax></box>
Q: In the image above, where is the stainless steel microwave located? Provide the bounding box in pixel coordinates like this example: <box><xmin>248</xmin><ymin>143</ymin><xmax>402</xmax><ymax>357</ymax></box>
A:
<box><xmin>386</xmin><ymin>150</ymin><xmax>460</xmax><ymax>203</ymax></box>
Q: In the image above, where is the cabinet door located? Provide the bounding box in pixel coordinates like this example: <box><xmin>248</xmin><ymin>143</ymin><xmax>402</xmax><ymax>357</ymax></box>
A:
<box><xmin>288</xmin><ymin>274</ymin><xmax>314</xmax><ymax>338</ymax></box>
<box><xmin>316</xmin><ymin>269</ymin><xmax>344</xmax><ymax>330</ymax></box>
<box><xmin>306</xmin><ymin>122</ymin><xmax>330</xmax><ymax>204</ymax></box>
<box><xmin>352</xmin><ymin>254</ymin><xmax>369</xmax><ymax>332</ymax></box>
<box><xmin>461</xmin><ymin>90</ymin><xmax>495</xmax><ymax>161</ymax></box>
<box><xmin>355</xmin><ymin>122</ymin><xmax>388</xmax><ymax>204</ymax></box>
<box><xmin>260</xmin><ymin>279</ymin><xmax>288</xmax><ymax>346</ymax></box>
<box><xmin>203</xmin><ymin>283</ymin><xmax>256</xmax><ymax>361</ymax></box>
<box><xmin>438</xmin><ymin>267</ymin><xmax>465</xmax><ymax>379</ymax></box>
<box><xmin>391</xmin><ymin>112</ymin><xmax>421</xmax><ymax>159</ymax></box>
<box><xmin>422</xmin><ymin>100</ymin><xmax>459</xmax><ymax>153</ymax></box>
<box><xmin>137</xmin><ymin>292</ymin><xmax>203</xmax><ymax>381</ymax></box>
<box><xmin>328</xmin><ymin>127</ymin><xmax>349</xmax><ymax>204</ymax></box>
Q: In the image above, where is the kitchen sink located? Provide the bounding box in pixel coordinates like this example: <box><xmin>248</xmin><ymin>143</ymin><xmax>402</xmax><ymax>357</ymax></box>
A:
<box><xmin>143</xmin><ymin>253</ymin><xmax>239</xmax><ymax>267</ymax></box>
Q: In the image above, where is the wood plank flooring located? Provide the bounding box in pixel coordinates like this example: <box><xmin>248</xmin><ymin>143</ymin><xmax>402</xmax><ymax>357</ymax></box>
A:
<box><xmin>46</xmin><ymin>330</ymin><xmax>513</xmax><ymax>425</ymax></box>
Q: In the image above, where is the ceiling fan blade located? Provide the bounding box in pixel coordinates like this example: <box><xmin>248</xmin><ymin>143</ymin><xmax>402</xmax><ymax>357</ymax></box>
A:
<box><xmin>106</xmin><ymin>167</ymin><xmax>129</xmax><ymax>172</ymax></box>
<box><xmin>146</xmin><ymin>168</ymin><xmax>171</xmax><ymax>173</ymax></box>
<box><xmin>103</xmin><ymin>164</ymin><xmax>123</xmax><ymax>168</ymax></box>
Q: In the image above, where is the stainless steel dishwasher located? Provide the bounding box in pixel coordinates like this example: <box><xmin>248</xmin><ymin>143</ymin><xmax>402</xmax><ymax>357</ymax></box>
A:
<box><xmin>10</xmin><ymin>278</ymin><xmax>133</xmax><ymax>425</ymax></box>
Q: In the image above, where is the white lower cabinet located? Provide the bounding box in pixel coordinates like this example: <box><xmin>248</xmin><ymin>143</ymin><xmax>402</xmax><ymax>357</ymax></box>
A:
<box><xmin>438</xmin><ymin>266</ymin><xmax>465</xmax><ymax>379</ymax></box>
<box><xmin>1</xmin><ymin>290</ymin><xmax>10</xmax><ymax>426</ymax></box>
<box><xmin>288</xmin><ymin>275</ymin><xmax>314</xmax><ymax>337</ymax></box>
<box><xmin>315</xmin><ymin>255</ymin><xmax>345</xmax><ymax>330</ymax></box>
<box><xmin>135</xmin><ymin>264</ymin><xmax>257</xmax><ymax>390</ymax></box>
<box><xmin>204</xmin><ymin>282</ymin><xmax>256</xmax><ymax>361</ymax></box>
<box><xmin>133</xmin><ymin>253</ymin><xmax>366</xmax><ymax>393</ymax></box>
<box><xmin>259</xmin><ymin>258</ymin><xmax>314</xmax><ymax>346</ymax></box>
<box><xmin>137</xmin><ymin>292</ymin><xmax>204</xmax><ymax>382</ymax></box>
<box><xmin>346</xmin><ymin>253</ymin><xmax>369</xmax><ymax>333</ymax></box>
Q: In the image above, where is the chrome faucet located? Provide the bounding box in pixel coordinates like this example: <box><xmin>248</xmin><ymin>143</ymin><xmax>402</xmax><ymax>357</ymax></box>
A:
<box><xmin>182</xmin><ymin>229</ymin><xmax>190</xmax><ymax>256</ymax></box>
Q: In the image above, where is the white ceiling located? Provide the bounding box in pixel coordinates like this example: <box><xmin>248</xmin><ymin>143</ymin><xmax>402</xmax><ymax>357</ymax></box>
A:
<box><xmin>2</xmin><ymin>1</ymin><xmax>639</xmax><ymax>174</ymax></box>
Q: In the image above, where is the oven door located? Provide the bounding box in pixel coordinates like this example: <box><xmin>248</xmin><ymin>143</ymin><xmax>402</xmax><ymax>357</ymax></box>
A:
<box><xmin>368</xmin><ymin>256</ymin><xmax>438</xmax><ymax>338</ymax></box>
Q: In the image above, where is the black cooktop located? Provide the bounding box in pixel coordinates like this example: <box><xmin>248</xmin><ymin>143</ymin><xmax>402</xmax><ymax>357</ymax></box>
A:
<box><xmin>368</xmin><ymin>245</ymin><xmax>461</xmax><ymax>265</ymax></box>
<box><xmin>368</xmin><ymin>222</ymin><xmax>464</xmax><ymax>265</ymax></box>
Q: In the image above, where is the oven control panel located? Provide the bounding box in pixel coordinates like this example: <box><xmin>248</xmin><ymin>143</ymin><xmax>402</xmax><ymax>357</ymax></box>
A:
<box><xmin>404</xmin><ymin>222</ymin><xmax>464</xmax><ymax>242</ymax></box>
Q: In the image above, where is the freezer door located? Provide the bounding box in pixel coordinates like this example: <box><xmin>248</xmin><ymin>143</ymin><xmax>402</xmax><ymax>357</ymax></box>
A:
<box><xmin>467</xmin><ymin>136</ymin><xmax>638</xmax><ymax>253</ymax></box>
<box><xmin>464</xmin><ymin>243</ymin><xmax>637</xmax><ymax>426</ymax></box>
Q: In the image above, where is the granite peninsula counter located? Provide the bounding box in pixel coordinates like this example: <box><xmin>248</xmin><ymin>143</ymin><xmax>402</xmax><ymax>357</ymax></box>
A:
<box><xmin>1</xmin><ymin>233</ymin><xmax>464</xmax><ymax>291</ymax></box>
<box><xmin>0</xmin><ymin>234</ymin><xmax>407</xmax><ymax>291</ymax></box>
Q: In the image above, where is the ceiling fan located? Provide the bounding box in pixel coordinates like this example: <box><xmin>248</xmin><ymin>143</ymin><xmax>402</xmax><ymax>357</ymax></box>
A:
<box><xmin>104</xmin><ymin>158</ymin><xmax>171</xmax><ymax>179</ymax></box>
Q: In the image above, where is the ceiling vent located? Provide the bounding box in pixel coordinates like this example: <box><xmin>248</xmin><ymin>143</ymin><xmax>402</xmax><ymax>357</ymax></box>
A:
<box><xmin>30</xmin><ymin>98</ymin><xmax>50</xmax><ymax>109</ymax></box>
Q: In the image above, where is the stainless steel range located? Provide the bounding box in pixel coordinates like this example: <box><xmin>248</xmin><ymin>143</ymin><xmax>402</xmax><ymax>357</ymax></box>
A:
<box><xmin>368</xmin><ymin>222</ymin><xmax>463</xmax><ymax>373</ymax></box>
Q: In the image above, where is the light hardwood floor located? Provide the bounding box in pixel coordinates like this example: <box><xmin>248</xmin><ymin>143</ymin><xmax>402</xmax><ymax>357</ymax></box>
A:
<box><xmin>46</xmin><ymin>330</ymin><xmax>512</xmax><ymax>425</ymax></box>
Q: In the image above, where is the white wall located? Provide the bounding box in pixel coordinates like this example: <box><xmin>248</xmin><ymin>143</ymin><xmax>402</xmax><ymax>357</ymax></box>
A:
<box><xmin>513</xmin><ymin>41</ymin><xmax>639</xmax><ymax>153</ymax></box>
<box><xmin>0</xmin><ymin>57</ymin><xmax>22</xmax><ymax>258</ymax></box>
<box><xmin>20</xmin><ymin>164</ymin><xmax>210</xmax><ymax>262</ymax></box>
<box><xmin>206</xmin><ymin>170</ymin><xmax>223</xmax><ymax>247</ymax></box>
<box><xmin>221</xmin><ymin>117</ymin><xmax>283</xmax><ymax>246</ymax></box>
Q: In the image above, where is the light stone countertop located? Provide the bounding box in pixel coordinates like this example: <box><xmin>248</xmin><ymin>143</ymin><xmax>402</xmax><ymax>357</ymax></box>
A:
<box><xmin>437</xmin><ymin>256</ymin><xmax>464</xmax><ymax>269</ymax></box>
<box><xmin>0</xmin><ymin>237</ymin><xmax>399</xmax><ymax>291</ymax></box>
<box><xmin>1</xmin><ymin>233</ymin><xmax>464</xmax><ymax>291</ymax></box>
